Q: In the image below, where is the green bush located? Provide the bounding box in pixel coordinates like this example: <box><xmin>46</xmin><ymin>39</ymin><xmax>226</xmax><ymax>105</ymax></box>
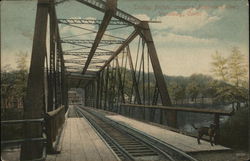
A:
<box><xmin>219</xmin><ymin>107</ymin><xmax>249</xmax><ymax>150</ymax></box>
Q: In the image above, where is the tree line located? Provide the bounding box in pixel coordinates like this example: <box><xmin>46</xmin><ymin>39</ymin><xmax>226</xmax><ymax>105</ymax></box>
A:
<box><xmin>166</xmin><ymin>47</ymin><xmax>248</xmax><ymax>109</ymax></box>
<box><xmin>1</xmin><ymin>52</ymin><xmax>28</xmax><ymax>109</ymax></box>
<box><xmin>1</xmin><ymin>47</ymin><xmax>248</xmax><ymax>110</ymax></box>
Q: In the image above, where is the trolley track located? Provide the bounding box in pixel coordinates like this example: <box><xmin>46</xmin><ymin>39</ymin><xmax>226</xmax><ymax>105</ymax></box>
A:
<box><xmin>75</xmin><ymin>106</ymin><xmax>198</xmax><ymax>161</ymax></box>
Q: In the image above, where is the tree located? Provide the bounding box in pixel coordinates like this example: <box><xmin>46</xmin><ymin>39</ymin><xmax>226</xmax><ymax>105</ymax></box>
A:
<box><xmin>186</xmin><ymin>81</ymin><xmax>199</xmax><ymax>103</ymax></box>
<box><xmin>211</xmin><ymin>51</ymin><xmax>228</xmax><ymax>82</ymax></box>
<box><xmin>15</xmin><ymin>52</ymin><xmax>29</xmax><ymax>108</ymax></box>
<box><xmin>169</xmin><ymin>82</ymin><xmax>186</xmax><ymax>104</ymax></box>
<box><xmin>185</xmin><ymin>74</ymin><xmax>213</xmax><ymax>104</ymax></box>
<box><xmin>228</xmin><ymin>47</ymin><xmax>248</xmax><ymax>87</ymax></box>
<box><xmin>211</xmin><ymin>47</ymin><xmax>249</xmax><ymax>109</ymax></box>
<box><xmin>16</xmin><ymin>51</ymin><xmax>28</xmax><ymax>71</ymax></box>
<box><xmin>1</xmin><ymin>51</ymin><xmax>29</xmax><ymax>109</ymax></box>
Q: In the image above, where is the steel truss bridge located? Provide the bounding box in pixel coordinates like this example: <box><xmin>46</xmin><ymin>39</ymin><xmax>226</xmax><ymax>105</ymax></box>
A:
<box><xmin>1</xmin><ymin>0</ymin><xmax>233</xmax><ymax>160</ymax></box>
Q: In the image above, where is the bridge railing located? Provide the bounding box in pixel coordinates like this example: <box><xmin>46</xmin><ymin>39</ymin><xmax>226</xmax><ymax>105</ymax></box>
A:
<box><xmin>45</xmin><ymin>106</ymin><xmax>65</xmax><ymax>152</ymax></box>
<box><xmin>119</xmin><ymin>103</ymin><xmax>234</xmax><ymax>143</ymax></box>
<box><xmin>1</xmin><ymin>118</ymin><xmax>47</xmax><ymax>161</ymax></box>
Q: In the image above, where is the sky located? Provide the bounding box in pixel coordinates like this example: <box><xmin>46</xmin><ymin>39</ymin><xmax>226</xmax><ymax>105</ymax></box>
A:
<box><xmin>1</xmin><ymin>0</ymin><xmax>249</xmax><ymax>76</ymax></box>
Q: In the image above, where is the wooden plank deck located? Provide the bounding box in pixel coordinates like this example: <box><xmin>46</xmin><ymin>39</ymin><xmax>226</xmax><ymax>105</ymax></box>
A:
<box><xmin>46</xmin><ymin>117</ymin><xmax>119</xmax><ymax>161</ymax></box>
<box><xmin>106</xmin><ymin>114</ymin><xmax>230</xmax><ymax>153</ymax></box>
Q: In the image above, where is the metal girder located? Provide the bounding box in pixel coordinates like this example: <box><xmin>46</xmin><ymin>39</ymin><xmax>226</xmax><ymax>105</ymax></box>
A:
<box><xmin>55</xmin><ymin>0</ymin><xmax>68</xmax><ymax>5</ymax></box>
<box><xmin>63</xmin><ymin>51</ymin><xmax>113</xmax><ymax>57</ymax></box>
<box><xmin>59</xmin><ymin>23</ymin><xmax>125</xmax><ymax>41</ymax></box>
<box><xmin>115</xmin><ymin>58</ymin><xmax>125</xmax><ymax>103</ymax></box>
<box><xmin>65</xmin><ymin>59</ymin><xmax>106</xmax><ymax>64</ymax></box>
<box><xmin>67</xmin><ymin>72</ymin><xmax>96</xmax><ymax>80</ymax></box>
<box><xmin>127</xmin><ymin>46</ymin><xmax>141</xmax><ymax>104</ymax></box>
<box><xmin>58</xmin><ymin>18</ymin><xmax>129</xmax><ymax>25</ymax></box>
<box><xmin>81</xmin><ymin>0</ymin><xmax>116</xmax><ymax>74</ymax></box>
<box><xmin>138</xmin><ymin>22</ymin><xmax>171</xmax><ymax>106</ymax></box>
<box><xmin>66</xmin><ymin>66</ymin><xmax>82</xmax><ymax>69</ymax></box>
<box><xmin>20</xmin><ymin>0</ymin><xmax>49</xmax><ymax>160</ymax></box>
<box><xmin>76</xmin><ymin>0</ymin><xmax>141</xmax><ymax>26</ymax></box>
<box><xmin>139</xmin><ymin>22</ymin><xmax>176</xmax><ymax>128</ymax></box>
<box><xmin>48</xmin><ymin>4</ymin><xmax>56</xmax><ymax>112</ymax></box>
<box><xmin>98</xmin><ymin>30</ymin><xmax>139</xmax><ymax>72</ymax></box>
<box><xmin>55</xmin><ymin>9</ymin><xmax>68</xmax><ymax>112</ymax></box>
<box><xmin>61</xmin><ymin>39</ymin><xmax>124</xmax><ymax>45</ymax></box>
<box><xmin>67</xmin><ymin>65</ymin><xmax>101</xmax><ymax>70</ymax></box>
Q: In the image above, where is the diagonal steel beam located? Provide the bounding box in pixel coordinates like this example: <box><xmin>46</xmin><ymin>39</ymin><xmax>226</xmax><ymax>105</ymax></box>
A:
<box><xmin>76</xmin><ymin>0</ymin><xmax>141</xmax><ymax>26</ymax></box>
<box><xmin>81</xmin><ymin>0</ymin><xmax>117</xmax><ymax>74</ymax></box>
<box><xmin>98</xmin><ymin>30</ymin><xmax>139</xmax><ymax>72</ymax></box>
<box><xmin>139</xmin><ymin>22</ymin><xmax>177</xmax><ymax>128</ymax></box>
<box><xmin>138</xmin><ymin>22</ymin><xmax>171</xmax><ymax>106</ymax></box>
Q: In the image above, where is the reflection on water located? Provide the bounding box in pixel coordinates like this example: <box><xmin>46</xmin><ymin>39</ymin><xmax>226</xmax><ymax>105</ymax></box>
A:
<box><xmin>177</xmin><ymin>105</ymin><xmax>232</xmax><ymax>133</ymax></box>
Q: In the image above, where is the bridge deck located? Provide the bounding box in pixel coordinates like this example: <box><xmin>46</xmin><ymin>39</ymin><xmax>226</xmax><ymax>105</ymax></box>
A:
<box><xmin>47</xmin><ymin>106</ymin><xmax>230</xmax><ymax>161</ymax></box>
<box><xmin>103</xmin><ymin>111</ymin><xmax>231</xmax><ymax>153</ymax></box>
<box><xmin>46</xmin><ymin>111</ymin><xmax>119</xmax><ymax>161</ymax></box>
<box><xmin>80</xmin><ymin>107</ymin><xmax>230</xmax><ymax>154</ymax></box>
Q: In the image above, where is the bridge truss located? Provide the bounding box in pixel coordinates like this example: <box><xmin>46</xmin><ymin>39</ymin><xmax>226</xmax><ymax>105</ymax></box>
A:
<box><xmin>20</xmin><ymin>0</ymin><xmax>177</xmax><ymax>160</ymax></box>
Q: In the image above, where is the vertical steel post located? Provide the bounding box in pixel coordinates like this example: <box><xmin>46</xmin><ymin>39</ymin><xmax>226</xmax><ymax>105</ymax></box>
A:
<box><xmin>116</xmin><ymin>58</ymin><xmax>126</xmax><ymax>103</ymax></box>
<box><xmin>99</xmin><ymin>71</ymin><xmax>104</xmax><ymax>109</ymax></box>
<box><xmin>96</xmin><ymin>74</ymin><xmax>100</xmax><ymax>108</ymax></box>
<box><xmin>20</xmin><ymin>0</ymin><xmax>49</xmax><ymax>160</ymax></box>
<box><xmin>104</xmin><ymin>65</ymin><xmax>110</xmax><ymax>109</ymax></box>
<box><xmin>139</xmin><ymin>22</ymin><xmax>176</xmax><ymax>128</ymax></box>
<box><xmin>127</xmin><ymin>46</ymin><xmax>141</xmax><ymax>104</ymax></box>
<box><xmin>48</xmin><ymin>3</ymin><xmax>56</xmax><ymax>111</ymax></box>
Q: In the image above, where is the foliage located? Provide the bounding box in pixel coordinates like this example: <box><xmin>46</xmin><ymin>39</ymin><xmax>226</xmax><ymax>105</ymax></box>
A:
<box><xmin>228</xmin><ymin>47</ymin><xmax>248</xmax><ymax>87</ymax></box>
<box><xmin>211</xmin><ymin>47</ymin><xmax>249</xmax><ymax>109</ymax></box>
<box><xmin>1</xmin><ymin>51</ymin><xmax>29</xmax><ymax>108</ymax></box>
<box><xmin>220</xmin><ymin>107</ymin><xmax>249</xmax><ymax>150</ymax></box>
<box><xmin>169</xmin><ymin>81</ymin><xmax>186</xmax><ymax>104</ymax></box>
<box><xmin>211</xmin><ymin>51</ymin><xmax>228</xmax><ymax>82</ymax></box>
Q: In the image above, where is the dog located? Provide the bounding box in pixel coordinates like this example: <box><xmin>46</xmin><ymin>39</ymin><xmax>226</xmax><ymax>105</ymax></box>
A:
<box><xmin>192</xmin><ymin>123</ymin><xmax>217</xmax><ymax>146</ymax></box>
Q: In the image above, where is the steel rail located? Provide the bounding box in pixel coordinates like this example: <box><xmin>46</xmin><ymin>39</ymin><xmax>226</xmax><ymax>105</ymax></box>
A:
<box><xmin>75</xmin><ymin>107</ymin><xmax>134</xmax><ymax>161</ymax></box>
<box><xmin>76</xmin><ymin>106</ymin><xmax>174</xmax><ymax>161</ymax></box>
<box><xmin>78</xmin><ymin>106</ymin><xmax>199</xmax><ymax>161</ymax></box>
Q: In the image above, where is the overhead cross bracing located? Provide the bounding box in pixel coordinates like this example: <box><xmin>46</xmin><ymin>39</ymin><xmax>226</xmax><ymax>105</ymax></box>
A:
<box><xmin>75</xmin><ymin>0</ymin><xmax>141</xmax><ymax>25</ymax></box>
<box><xmin>18</xmin><ymin>0</ymin><xmax>176</xmax><ymax>160</ymax></box>
<box><xmin>56</xmin><ymin>0</ymin><xmax>172</xmax><ymax>109</ymax></box>
<box><xmin>57</xmin><ymin>0</ymin><xmax>144</xmax><ymax>75</ymax></box>
<box><xmin>63</xmin><ymin>51</ymin><xmax>113</xmax><ymax>56</ymax></box>
<box><xmin>65</xmin><ymin>59</ymin><xmax>106</xmax><ymax>64</ymax></box>
<box><xmin>61</xmin><ymin>39</ymin><xmax>125</xmax><ymax>45</ymax></box>
<box><xmin>58</xmin><ymin>18</ymin><xmax>130</xmax><ymax>25</ymax></box>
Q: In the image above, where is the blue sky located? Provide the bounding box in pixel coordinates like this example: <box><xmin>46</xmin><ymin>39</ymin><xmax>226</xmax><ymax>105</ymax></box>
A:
<box><xmin>1</xmin><ymin>0</ymin><xmax>249</xmax><ymax>76</ymax></box>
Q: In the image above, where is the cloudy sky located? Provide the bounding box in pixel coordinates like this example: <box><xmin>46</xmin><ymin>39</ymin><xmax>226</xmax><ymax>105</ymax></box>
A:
<box><xmin>1</xmin><ymin>0</ymin><xmax>249</xmax><ymax>76</ymax></box>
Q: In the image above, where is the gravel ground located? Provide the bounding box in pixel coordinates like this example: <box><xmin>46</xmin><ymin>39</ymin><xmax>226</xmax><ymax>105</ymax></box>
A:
<box><xmin>191</xmin><ymin>150</ymin><xmax>250</xmax><ymax>161</ymax></box>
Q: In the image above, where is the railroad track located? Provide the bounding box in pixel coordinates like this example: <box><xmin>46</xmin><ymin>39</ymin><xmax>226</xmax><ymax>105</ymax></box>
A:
<box><xmin>75</xmin><ymin>106</ymin><xmax>198</xmax><ymax>161</ymax></box>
